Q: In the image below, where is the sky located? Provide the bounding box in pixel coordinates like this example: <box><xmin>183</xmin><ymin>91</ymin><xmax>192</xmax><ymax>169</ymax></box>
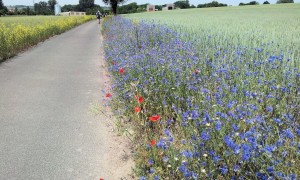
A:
<box><xmin>3</xmin><ymin>0</ymin><xmax>300</xmax><ymax>7</ymax></box>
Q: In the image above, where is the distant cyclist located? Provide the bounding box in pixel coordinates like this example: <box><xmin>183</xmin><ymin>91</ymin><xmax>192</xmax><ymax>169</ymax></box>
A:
<box><xmin>96</xmin><ymin>10</ymin><xmax>101</xmax><ymax>24</ymax></box>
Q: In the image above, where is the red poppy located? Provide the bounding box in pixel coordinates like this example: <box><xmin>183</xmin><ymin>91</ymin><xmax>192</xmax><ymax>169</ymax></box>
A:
<box><xmin>100</xmin><ymin>178</ymin><xmax>104</xmax><ymax>180</ymax></box>
<box><xmin>194</xmin><ymin>69</ymin><xmax>199</xmax><ymax>74</ymax></box>
<box><xmin>138</xmin><ymin>96</ymin><xmax>143</xmax><ymax>103</ymax></box>
<box><xmin>150</xmin><ymin>139</ymin><xmax>156</xmax><ymax>147</ymax></box>
<box><xmin>134</xmin><ymin>106</ymin><xmax>141</xmax><ymax>113</ymax></box>
<box><xmin>119</xmin><ymin>68</ymin><xmax>125</xmax><ymax>75</ymax></box>
<box><xmin>105</xmin><ymin>93</ymin><xmax>112</xmax><ymax>98</ymax></box>
<box><xmin>149</xmin><ymin>115</ymin><xmax>161</xmax><ymax>122</ymax></box>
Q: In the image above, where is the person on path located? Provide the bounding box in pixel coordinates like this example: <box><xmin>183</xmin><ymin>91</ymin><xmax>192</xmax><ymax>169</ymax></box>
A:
<box><xmin>96</xmin><ymin>10</ymin><xmax>101</xmax><ymax>24</ymax></box>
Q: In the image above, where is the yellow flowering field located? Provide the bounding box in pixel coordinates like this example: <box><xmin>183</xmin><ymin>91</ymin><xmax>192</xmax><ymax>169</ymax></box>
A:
<box><xmin>0</xmin><ymin>16</ymin><xmax>94</xmax><ymax>61</ymax></box>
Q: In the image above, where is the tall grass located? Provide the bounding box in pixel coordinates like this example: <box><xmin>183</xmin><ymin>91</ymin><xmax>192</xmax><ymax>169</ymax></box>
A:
<box><xmin>0</xmin><ymin>16</ymin><xmax>94</xmax><ymax>61</ymax></box>
<box><xmin>103</xmin><ymin>4</ymin><xmax>299</xmax><ymax>179</ymax></box>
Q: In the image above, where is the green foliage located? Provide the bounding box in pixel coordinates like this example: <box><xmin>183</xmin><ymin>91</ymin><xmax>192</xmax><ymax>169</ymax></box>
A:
<box><xmin>0</xmin><ymin>0</ymin><xmax>4</xmax><ymax>10</ymax></box>
<box><xmin>239</xmin><ymin>1</ymin><xmax>259</xmax><ymax>5</ymax></box>
<box><xmin>86</xmin><ymin>4</ymin><xmax>103</xmax><ymax>15</ymax></box>
<box><xmin>277</xmin><ymin>0</ymin><xmax>294</xmax><ymax>3</ymax></box>
<box><xmin>61</xmin><ymin>4</ymin><xmax>76</xmax><ymax>12</ymax></box>
<box><xmin>174</xmin><ymin>1</ymin><xmax>190</xmax><ymax>9</ymax></box>
<box><xmin>117</xmin><ymin>3</ymin><xmax>148</xmax><ymax>14</ymax></box>
<box><xmin>197</xmin><ymin>1</ymin><xmax>227</xmax><ymax>8</ymax></box>
<box><xmin>34</xmin><ymin>1</ymin><xmax>52</xmax><ymax>15</ymax></box>
<box><xmin>78</xmin><ymin>0</ymin><xmax>95</xmax><ymax>11</ymax></box>
<box><xmin>48</xmin><ymin>0</ymin><xmax>57</xmax><ymax>12</ymax></box>
<box><xmin>0</xmin><ymin>0</ymin><xmax>8</xmax><ymax>16</ymax></box>
<box><xmin>263</xmin><ymin>1</ymin><xmax>271</xmax><ymax>4</ymax></box>
<box><xmin>155</xmin><ymin>5</ymin><xmax>162</xmax><ymax>11</ymax></box>
<box><xmin>102</xmin><ymin>0</ymin><xmax>127</xmax><ymax>15</ymax></box>
<box><xmin>118</xmin><ymin>2</ymin><xmax>138</xmax><ymax>14</ymax></box>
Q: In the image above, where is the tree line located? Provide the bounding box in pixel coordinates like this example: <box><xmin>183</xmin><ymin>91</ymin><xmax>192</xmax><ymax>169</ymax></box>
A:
<box><xmin>0</xmin><ymin>0</ymin><xmax>296</xmax><ymax>16</ymax></box>
<box><xmin>0</xmin><ymin>0</ymin><xmax>106</xmax><ymax>16</ymax></box>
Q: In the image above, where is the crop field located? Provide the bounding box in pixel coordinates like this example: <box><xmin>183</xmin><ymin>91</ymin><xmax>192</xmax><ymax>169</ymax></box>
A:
<box><xmin>102</xmin><ymin>4</ymin><xmax>299</xmax><ymax>180</ymax></box>
<box><xmin>0</xmin><ymin>16</ymin><xmax>94</xmax><ymax>61</ymax></box>
<box><xmin>125</xmin><ymin>4</ymin><xmax>300</xmax><ymax>56</ymax></box>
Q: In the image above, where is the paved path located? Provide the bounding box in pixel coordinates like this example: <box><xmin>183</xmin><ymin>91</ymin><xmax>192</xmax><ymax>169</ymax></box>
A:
<box><xmin>0</xmin><ymin>20</ymin><xmax>114</xmax><ymax>179</ymax></box>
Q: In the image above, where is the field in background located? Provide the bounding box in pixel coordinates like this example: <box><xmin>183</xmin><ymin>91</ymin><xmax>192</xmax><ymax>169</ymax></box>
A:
<box><xmin>104</xmin><ymin>3</ymin><xmax>300</xmax><ymax>179</ymax></box>
<box><xmin>0</xmin><ymin>16</ymin><xmax>94</xmax><ymax>61</ymax></box>
<box><xmin>125</xmin><ymin>4</ymin><xmax>300</xmax><ymax>60</ymax></box>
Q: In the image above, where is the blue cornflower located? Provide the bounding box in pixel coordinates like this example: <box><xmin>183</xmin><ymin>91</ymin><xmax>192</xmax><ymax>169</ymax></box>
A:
<box><xmin>156</xmin><ymin>139</ymin><xmax>168</xmax><ymax>150</ymax></box>
<box><xmin>233</xmin><ymin>145</ymin><xmax>241</xmax><ymax>155</ymax></box>
<box><xmin>181</xmin><ymin>150</ymin><xmax>193</xmax><ymax>158</ymax></box>
<box><xmin>267</xmin><ymin>166</ymin><xmax>274</xmax><ymax>174</ymax></box>
<box><xmin>232</xmin><ymin>124</ymin><xmax>239</xmax><ymax>131</ymax></box>
<box><xmin>265</xmin><ymin>145</ymin><xmax>276</xmax><ymax>154</ymax></box>
<box><xmin>242</xmin><ymin>151</ymin><xmax>251</xmax><ymax>161</ymax></box>
<box><xmin>149</xmin><ymin>168</ymin><xmax>155</xmax><ymax>174</ymax></box>
<box><xmin>227</xmin><ymin>101</ymin><xmax>234</xmax><ymax>109</ymax></box>
<box><xmin>182</xmin><ymin>112</ymin><xmax>189</xmax><ymax>121</ymax></box>
<box><xmin>215</xmin><ymin>121</ymin><xmax>222</xmax><ymax>131</ymax></box>
<box><xmin>231</xmin><ymin>86</ymin><xmax>237</xmax><ymax>93</ymax></box>
<box><xmin>283</xmin><ymin>129</ymin><xmax>294</xmax><ymax>139</ymax></box>
<box><xmin>289</xmin><ymin>174</ymin><xmax>297</xmax><ymax>180</ymax></box>
<box><xmin>256</xmin><ymin>172</ymin><xmax>268</xmax><ymax>180</ymax></box>
<box><xmin>273</xmin><ymin>118</ymin><xmax>282</xmax><ymax>124</ymax></box>
<box><xmin>179</xmin><ymin>164</ymin><xmax>188</xmax><ymax>173</ymax></box>
<box><xmin>140</xmin><ymin>176</ymin><xmax>147</xmax><ymax>180</ymax></box>
<box><xmin>220</xmin><ymin>164</ymin><xmax>228</xmax><ymax>175</ymax></box>
<box><xmin>224</xmin><ymin>135</ymin><xmax>236</xmax><ymax>150</ymax></box>
<box><xmin>154</xmin><ymin>176</ymin><xmax>160</xmax><ymax>180</ymax></box>
<box><xmin>213</xmin><ymin>155</ymin><xmax>221</xmax><ymax>163</ymax></box>
<box><xmin>266</xmin><ymin>106</ymin><xmax>273</xmax><ymax>112</ymax></box>
<box><xmin>233</xmin><ymin>165</ymin><xmax>240</xmax><ymax>172</ymax></box>
<box><xmin>164</xmin><ymin>128</ymin><xmax>172</xmax><ymax>137</ymax></box>
<box><xmin>201</xmin><ymin>88</ymin><xmax>209</xmax><ymax>94</ymax></box>
<box><xmin>191</xmin><ymin>110</ymin><xmax>199</xmax><ymax>120</ymax></box>
<box><xmin>296</xmin><ymin>128</ymin><xmax>300</xmax><ymax>136</ymax></box>
<box><xmin>201</xmin><ymin>131</ymin><xmax>211</xmax><ymax>141</ymax></box>
<box><xmin>148</xmin><ymin>159</ymin><xmax>154</xmax><ymax>165</ymax></box>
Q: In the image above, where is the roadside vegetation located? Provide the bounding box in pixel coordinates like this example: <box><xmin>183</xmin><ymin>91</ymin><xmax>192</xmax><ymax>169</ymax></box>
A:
<box><xmin>0</xmin><ymin>16</ymin><xmax>94</xmax><ymax>61</ymax></box>
<box><xmin>102</xmin><ymin>4</ymin><xmax>300</xmax><ymax>179</ymax></box>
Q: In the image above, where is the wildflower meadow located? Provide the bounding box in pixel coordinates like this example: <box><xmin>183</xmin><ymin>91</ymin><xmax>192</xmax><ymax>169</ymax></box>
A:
<box><xmin>102</xmin><ymin>5</ymin><xmax>299</xmax><ymax>180</ymax></box>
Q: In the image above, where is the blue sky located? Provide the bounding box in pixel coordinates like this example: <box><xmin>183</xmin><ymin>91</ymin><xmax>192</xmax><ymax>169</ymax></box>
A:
<box><xmin>3</xmin><ymin>0</ymin><xmax>300</xmax><ymax>7</ymax></box>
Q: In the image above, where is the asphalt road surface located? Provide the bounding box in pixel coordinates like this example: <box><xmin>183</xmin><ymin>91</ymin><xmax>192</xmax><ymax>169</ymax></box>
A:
<box><xmin>0</xmin><ymin>20</ymin><xmax>110</xmax><ymax>179</ymax></box>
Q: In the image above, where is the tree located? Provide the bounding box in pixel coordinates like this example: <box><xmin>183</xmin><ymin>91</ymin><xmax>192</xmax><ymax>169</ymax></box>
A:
<box><xmin>86</xmin><ymin>4</ymin><xmax>102</xmax><ymax>15</ymax></box>
<box><xmin>34</xmin><ymin>1</ymin><xmax>52</xmax><ymax>15</ymax></box>
<box><xmin>174</xmin><ymin>1</ymin><xmax>190</xmax><ymax>9</ymax></box>
<box><xmin>0</xmin><ymin>0</ymin><xmax>8</xmax><ymax>16</ymax></box>
<box><xmin>0</xmin><ymin>0</ymin><xmax>4</xmax><ymax>10</ymax></box>
<box><xmin>48</xmin><ymin>0</ymin><xmax>57</xmax><ymax>12</ymax></box>
<box><xmin>62</xmin><ymin>4</ymin><xmax>76</xmax><ymax>12</ymax></box>
<box><xmin>263</xmin><ymin>1</ymin><xmax>270</xmax><ymax>3</ymax></box>
<box><xmin>78</xmin><ymin>0</ymin><xmax>94</xmax><ymax>11</ymax></box>
<box><xmin>155</xmin><ymin>5</ymin><xmax>162</xmax><ymax>11</ymax></box>
<box><xmin>277</xmin><ymin>0</ymin><xmax>293</xmax><ymax>3</ymax></box>
<box><xmin>249</xmin><ymin>1</ymin><xmax>259</xmax><ymax>4</ymax></box>
<box><xmin>102</xmin><ymin>0</ymin><xmax>127</xmax><ymax>15</ymax></box>
<box><xmin>197</xmin><ymin>1</ymin><xmax>228</xmax><ymax>8</ymax></box>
